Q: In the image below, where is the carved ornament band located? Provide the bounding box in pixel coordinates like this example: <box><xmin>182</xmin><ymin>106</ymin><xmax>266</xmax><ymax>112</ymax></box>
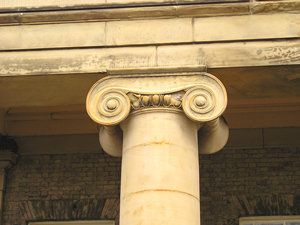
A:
<box><xmin>86</xmin><ymin>72</ymin><xmax>227</xmax><ymax>125</ymax></box>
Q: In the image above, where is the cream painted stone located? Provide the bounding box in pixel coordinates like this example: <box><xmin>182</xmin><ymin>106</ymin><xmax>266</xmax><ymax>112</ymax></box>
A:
<box><xmin>99</xmin><ymin>126</ymin><xmax>123</xmax><ymax>157</ymax></box>
<box><xmin>86</xmin><ymin>69</ymin><xmax>229</xmax><ymax>225</ymax></box>
<box><xmin>194</xmin><ymin>14</ymin><xmax>300</xmax><ymax>42</ymax></box>
<box><xmin>120</xmin><ymin>191</ymin><xmax>200</xmax><ymax>225</ymax></box>
<box><xmin>120</xmin><ymin>112</ymin><xmax>200</xmax><ymax>225</ymax></box>
<box><xmin>158</xmin><ymin>45</ymin><xmax>206</xmax><ymax>66</ymax></box>
<box><xmin>122</xmin><ymin>111</ymin><xmax>198</xmax><ymax>152</ymax></box>
<box><xmin>86</xmin><ymin>71</ymin><xmax>227</xmax><ymax>126</ymax></box>
<box><xmin>198</xmin><ymin>117</ymin><xmax>229</xmax><ymax>154</ymax></box>
<box><xmin>0</xmin><ymin>23</ymin><xmax>105</xmax><ymax>50</ymax></box>
<box><xmin>106</xmin><ymin>18</ymin><xmax>193</xmax><ymax>46</ymax></box>
<box><xmin>120</xmin><ymin>111</ymin><xmax>200</xmax><ymax>197</ymax></box>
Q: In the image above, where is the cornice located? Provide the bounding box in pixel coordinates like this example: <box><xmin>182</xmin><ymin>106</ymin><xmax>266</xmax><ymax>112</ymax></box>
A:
<box><xmin>0</xmin><ymin>1</ymin><xmax>299</xmax><ymax>26</ymax></box>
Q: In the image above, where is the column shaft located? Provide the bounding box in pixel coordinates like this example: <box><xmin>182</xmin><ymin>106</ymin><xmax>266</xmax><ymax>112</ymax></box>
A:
<box><xmin>120</xmin><ymin>110</ymin><xmax>200</xmax><ymax>225</ymax></box>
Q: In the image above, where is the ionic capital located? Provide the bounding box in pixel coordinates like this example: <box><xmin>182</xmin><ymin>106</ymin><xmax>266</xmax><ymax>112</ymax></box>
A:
<box><xmin>86</xmin><ymin>69</ymin><xmax>229</xmax><ymax>156</ymax></box>
<box><xmin>86</xmin><ymin>71</ymin><xmax>227</xmax><ymax>126</ymax></box>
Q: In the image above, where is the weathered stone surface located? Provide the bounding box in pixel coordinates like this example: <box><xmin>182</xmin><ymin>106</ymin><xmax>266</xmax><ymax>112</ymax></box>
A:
<box><xmin>157</xmin><ymin>40</ymin><xmax>300</xmax><ymax>68</ymax></box>
<box><xmin>194</xmin><ymin>14</ymin><xmax>300</xmax><ymax>42</ymax></box>
<box><xmin>0</xmin><ymin>46</ymin><xmax>156</xmax><ymax>75</ymax></box>
<box><xmin>106</xmin><ymin>18</ymin><xmax>193</xmax><ymax>46</ymax></box>
<box><xmin>0</xmin><ymin>22</ymin><xmax>105</xmax><ymax>50</ymax></box>
<box><xmin>251</xmin><ymin>0</ymin><xmax>300</xmax><ymax>14</ymax></box>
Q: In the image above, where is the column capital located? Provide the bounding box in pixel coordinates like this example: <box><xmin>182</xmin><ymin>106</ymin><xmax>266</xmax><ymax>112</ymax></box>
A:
<box><xmin>86</xmin><ymin>68</ymin><xmax>229</xmax><ymax>156</ymax></box>
<box><xmin>86</xmin><ymin>69</ymin><xmax>227</xmax><ymax>126</ymax></box>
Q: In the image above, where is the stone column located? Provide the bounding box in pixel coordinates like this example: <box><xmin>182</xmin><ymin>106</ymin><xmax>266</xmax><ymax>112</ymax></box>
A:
<box><xmin>86</xmin><ymin>69</ymin><xmax>228</xmax><ymax>225</ymax></box>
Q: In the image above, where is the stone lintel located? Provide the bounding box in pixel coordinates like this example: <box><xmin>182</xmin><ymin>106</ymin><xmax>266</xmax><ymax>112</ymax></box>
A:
<box><xmin>1</xmin><ymin>40</ymin><xmax>299</xmax><ymax>76</ymax></box>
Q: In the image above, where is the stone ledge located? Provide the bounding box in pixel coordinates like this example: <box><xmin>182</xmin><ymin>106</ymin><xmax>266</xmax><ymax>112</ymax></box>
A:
<box><xmin>0</xmin><ymin>3</ymin><xmax>249</xmax><ymax>25</ymax></box>
<box><xmin>1</xmin><ymin>40</ymin><xmax>299</xmax><ymax>76</ymax></box>
<box><xmin>0</xmin><ymin>1</ymin><xmax>299</xmax><ymax>25</ymax></box>
<box><xmin>1</xmin><ymin>13</ymin><xmax>300</xmax><ymax>51</ymax></box>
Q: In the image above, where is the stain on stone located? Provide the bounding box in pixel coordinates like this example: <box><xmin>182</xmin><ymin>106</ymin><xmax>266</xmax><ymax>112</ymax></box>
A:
<box><xmin>256</xmin><ymin>46</ymin><xmax>300</xmax><ymax>64</ymax></box>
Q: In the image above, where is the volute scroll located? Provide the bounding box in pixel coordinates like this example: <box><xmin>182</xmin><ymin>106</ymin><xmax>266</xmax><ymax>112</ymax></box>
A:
<box><xmin>86</xmin><ymin>72</ymin><xmax>227</xmax><ymax>126</ymax></box>
<box><xmin>87</xmin><ymin>88</ymin><xmax>131</xmax><ymax>126</ymax></box>
<box><xmin>182</xmin><ymin>83</ymin><xmax>226</xmax><ymax>122</ymax></box>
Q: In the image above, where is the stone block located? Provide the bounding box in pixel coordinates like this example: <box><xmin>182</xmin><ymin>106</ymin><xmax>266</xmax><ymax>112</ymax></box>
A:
<box><xmin>157</xmin><ymin>45</ymin><xmax>205</xmax><ymax>67</ymax></box>
<box><xmin>106</xmin><ymin>18</ymin><xmax>193</xmax><ymax>46</ymax></box>
<box><xmin>194</xmin><ymin>14</ymin><xmax>300</xmax><ymax>42</ymax></box>
<box><xmin>0</xmin><ymin>22</ymin><xmax>105</xmax><ymax>51</ymax></box>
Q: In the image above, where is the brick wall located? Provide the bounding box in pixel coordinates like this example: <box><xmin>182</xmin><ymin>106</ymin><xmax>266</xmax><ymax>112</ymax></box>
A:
<box><xmin>200</xmin><ymin>147</ymin><xmax>300</xmax><ymax>225</ymax></box>
<box><xmin>3</xmin><ymin>152</ymin><xmax>121</xmax><ymax>224</ymax></box>
<box><xmin>3</xmin><ymin>147</ymin><xmax>300</xmax><ymax>225</ymax></box>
